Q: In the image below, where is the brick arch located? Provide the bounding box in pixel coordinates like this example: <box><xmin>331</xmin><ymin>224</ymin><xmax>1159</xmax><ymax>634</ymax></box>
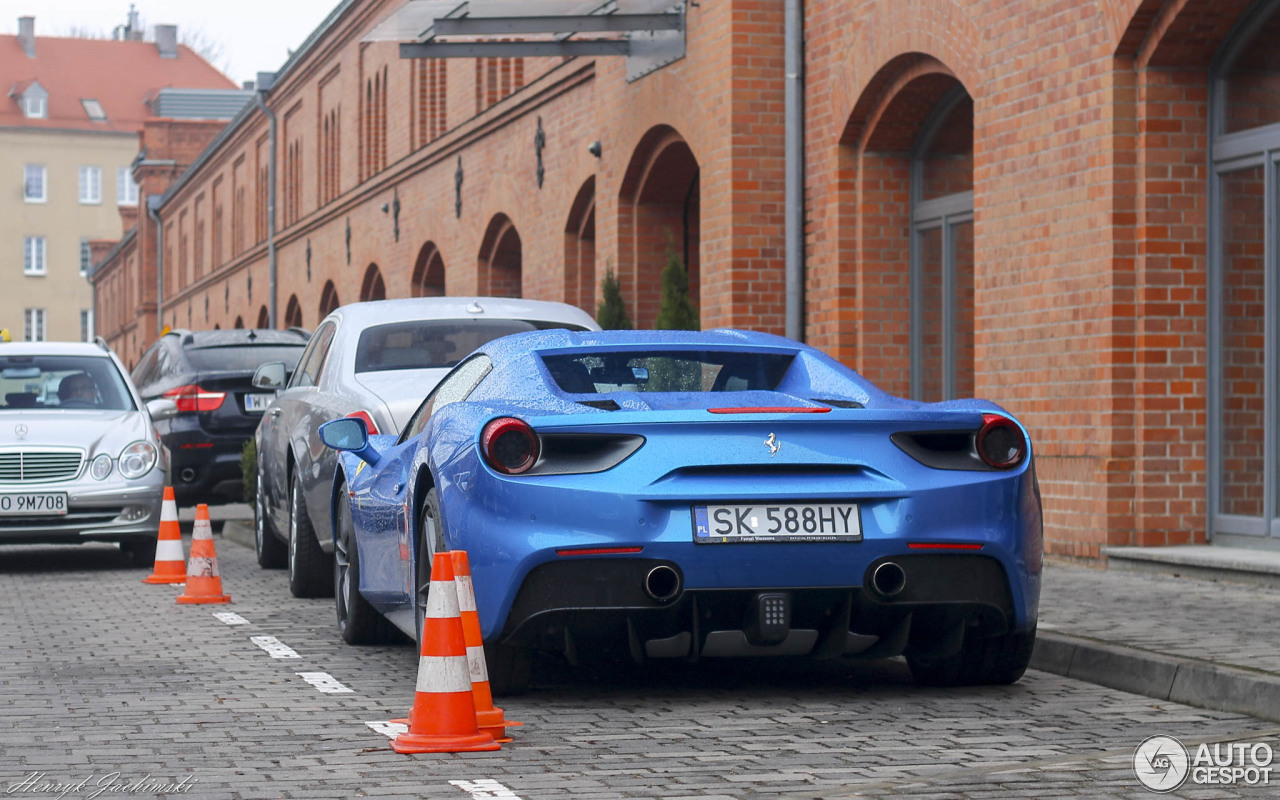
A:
<box><xmin>618</xmin><ymin>125</ymin><xmax>700</xmax><ymax>329</ymax></box>
<box><xmin>319</xmin><ymin>280</ymin><xmax>340</xmax><ymax>318</ymax></box>
<box><xmin>360</xmin><ymin>263</ymin><xmax>386</xmax><ymax>301</ymax></box>
<box><xmin>412</xmin><ymin>242</ymin><xmax>446</xmax><ymax>297</ymax></box>
<box><xmin>477</xmin><ymin>214</ymin><xmax>522</xmax><ymax>298</ymax></box>
<box><xmin>233</xmin><ymin>316</ymin><xmax>244</xmax><ymax>329</ymax></box>
<box><xmin>1111</xmin><ymin>0</ymin><xmax>1254</xmax><ymax>66</ymax></box>
<box><xmin>826</xmin><ymin>55</ymin><xmax>971</xmax><ymax>396</ymax></box>
<box><xmin>284</xmin><ymin>294</ymin><xmax>303</xmax><ymax>329</ymax></box>
<box><xmin>256</xmin><ymin>305</ymin><xmax>269</xmax><ymax>329</ymax></box>
<box><xmin>564</xmin><ymin>176</ymin><xmax>596</xmax><ymax>312</ymax></box>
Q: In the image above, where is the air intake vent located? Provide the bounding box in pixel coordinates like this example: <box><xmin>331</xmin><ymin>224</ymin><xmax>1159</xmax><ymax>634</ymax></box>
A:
<box><xmin>577</xmin><ymin>399</ymin><xmax>620</xmax><ymax>411</ymax></box>
<box><xmin>812</xmin><ymin>398</ymin><xmax>865</xmax><ymax>409</ymax></box>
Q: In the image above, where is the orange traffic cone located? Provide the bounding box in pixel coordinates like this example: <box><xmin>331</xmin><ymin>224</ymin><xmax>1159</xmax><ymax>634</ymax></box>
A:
<box><xmin>142</xmin><ymin>487</ymin><xmax>186</xmax><ymax>584</ymax></box>
<box><xmin>392</xmin><ymin>552</ymin><xmax>500</xmax><ymax>754</ymax></box>
<box><xmin>176</xmin><ymin>505</ymin><xmax>231</xmax><ymax>605</ymax></box>
<box><xmin>451</xmin><ymin>551</ymin><xmax>521</xmax><ymax>743</ymax></box>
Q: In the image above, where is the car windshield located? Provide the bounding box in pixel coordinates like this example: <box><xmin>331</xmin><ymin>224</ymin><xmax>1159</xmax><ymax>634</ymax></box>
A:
<box><xmin>185</xmin><ymin>345</ymin><xmax>306</xmax><ymax>372</ymax></box>
<box><xmin>0</xmin><ymin>355</ymin><xmax>135</xmax><ymax>411</ymax></box>
<box><xmin>541</xmin><ymin>350</ymin><xmax>796</xmax><ymax>393</ymax></box>
<box><xmin>355</xmin><ymin>319</ymin><xmax>587</xmax><ymax>373</ymax></box>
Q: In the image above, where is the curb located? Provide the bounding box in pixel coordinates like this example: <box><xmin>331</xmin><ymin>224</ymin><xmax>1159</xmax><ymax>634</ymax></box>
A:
<box><xmin>1032</xmin><ymin>631</ymin><xmax>1280</xmax><ymax>723</ymax></box>
<box><xmin>222</xmin><ymin>519</ymin><xmax>255</xmax><ymax>551</ymax></box>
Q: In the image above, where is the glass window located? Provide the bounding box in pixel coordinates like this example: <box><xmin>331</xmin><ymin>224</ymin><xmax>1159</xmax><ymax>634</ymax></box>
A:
<box><xmin>117</xmin><ymin>167</ymin><xmax>138</xmax><ymax>206</ymax></box>
<box><xmin>79</xmin><ymin>239</ymin><xmax>92</xmax><ymax>276</ymax></box>
<box><xmin>541</xmin><ymin>350</ymin><xmax>795</xmax><ymax>394</ymax></box>
<box><xmin>23</xmin><ymin>96</ymin><xmax>45</xmax><ymax>119</ymax></box>
<box><xmin>184</xmin><ymin>345</ymin><xmax>306</xmax><ymax>372</ymax></box>
<box><xmin>22</xmin><ymin>309</ymin><xmax>45</xmax><ymax>342</ymax></box>
<box><xmin>80</xmin><ymin>310</ymin><xmax>94</xmax><ymax>343</ymax></box>
<box><xmin>79</xmin><ymin>166</ymin><xmax>102</xmax><ymax>204</ymax></box>
<box><xmin>354</xmin><ymin>318</ymin><xmax>546</xmax><ymax>373</ymax></box>
<box><xmin>23</xmin><ymin>237</ymin><xmax>46</xmax><ymax>276</ymax></box>
<box><xmin>24</xmin><ymin>165</ymin><xmax>46</xmax><ymax>202</ymax></box>
<box><xmin>919</xmin><ymin>96</ymin><xmax>974</xmax><ymax>202</ymax></box>
<box><xmin>81</xmin><ymin>99</ymin><xmax>105</xmax><ymax>120</ymax></box>
<box><xmin>0</xmin><ymin>355</ymin><xmax>135</xmax><ymax>411</ymax></box>
<box><xmin>289</xmin><ymin>322</ymin><xmax>337</xmax><ymax>388</ymax></box>
<box><xmin>401</xmin><ymin>355</ymin><xmax>493</xmax><ymax>443</ymax></box>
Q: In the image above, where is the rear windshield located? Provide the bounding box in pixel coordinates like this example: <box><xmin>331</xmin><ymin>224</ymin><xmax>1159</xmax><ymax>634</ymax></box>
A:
<box><xmin>355</xmin><ymin>319</ymin><xmax>589</xmax><ymax>373</ymax></box>
<box><xmin>185</xmin><ymin>345</ymin><xmax>306</xmax><ymax>372</ymax></box>
<box><xmin>541</xmin><ymin>351</ymin><xmax>795</xmax><ymax>394</ymax></box>
<box><xmin>0</xmin><ymin>355</ymin><xmax>135</xmax><ymax>411</ymax></box>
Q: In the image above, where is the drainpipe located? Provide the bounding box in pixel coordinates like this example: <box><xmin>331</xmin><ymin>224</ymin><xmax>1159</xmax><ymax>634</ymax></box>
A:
<box><xmin>148</xmin><ymin>195</ymin><xmax>164</xmax><ymax>335</ymax></box>
<box><xmin>784</xmin><ymin>0</ymin><xmax>805</xmax><ymax>341</ymax></box>
<box><xmin>255</xmin><ymin>77</ymin><xmax>278</xmax><ymax>329</ymax></box>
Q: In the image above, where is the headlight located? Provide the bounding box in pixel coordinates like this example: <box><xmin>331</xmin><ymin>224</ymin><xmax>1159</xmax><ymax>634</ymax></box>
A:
<box><xmin>90</xmin><ymin>454</ymin><xmax>113</xmax><ymax>480</ymax></box>
<box><xmin>118</xmin><ymin>441</ymin><xmax>158</xmax><ymax>479</ymax></box>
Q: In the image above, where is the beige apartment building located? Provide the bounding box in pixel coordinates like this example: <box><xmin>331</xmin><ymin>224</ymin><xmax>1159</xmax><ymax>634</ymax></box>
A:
<box><xmin>1</xmin><ymin>15</ymin><xmax>235</xmax><ymax>342</ymax></box>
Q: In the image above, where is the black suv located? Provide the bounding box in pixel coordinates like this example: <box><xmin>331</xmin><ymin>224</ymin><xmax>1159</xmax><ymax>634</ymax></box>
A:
<box><xmin>132</xmin><ymin>328</ymin><xmax>309</xmax><ymax>507</ymax></box>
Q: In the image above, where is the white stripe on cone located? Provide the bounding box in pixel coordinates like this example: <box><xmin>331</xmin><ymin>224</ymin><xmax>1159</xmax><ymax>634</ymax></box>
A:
<box><xmin>456</xmin><ymin>575</ymin><xmax>476</xmax><ymax>612</ymax></box>
<box><xmin>192</xmin><ymin>519</ymin><xmax>213</xmax><ymax>540</ymax></box>
<box><xmin>415</xmin><ymin>655</ymin><xmax>472</xmax><ymax>694</ymax></box>
<box><xmin>425</xmin><ymin>577</ymin><xmax>460</xmax><ymax>619</ymax></box>
<box><xmin>466</xmin><ymin>644</ymin><xmax>487</xmax><ymax>683</ymax></box>
<box><xmin>155</xmin><ymin>538</ymin><xmax>185</xmax><ymax>561</ymax></box>
<box><xmin>160</xmin><ymin>497</ymin><xmax>178</xmax><ymax>522</ymax></box>
<box><xmin>187</xmin><ymin>556</ymin><xmax>219</xmax><ymax>578</ymax></box>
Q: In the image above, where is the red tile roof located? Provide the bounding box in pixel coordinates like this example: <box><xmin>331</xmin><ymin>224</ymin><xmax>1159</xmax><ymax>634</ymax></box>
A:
<box><xmin>1</xmin><ymin>34</ymin><xmax>235</xmax><ymax>133</ymax></box>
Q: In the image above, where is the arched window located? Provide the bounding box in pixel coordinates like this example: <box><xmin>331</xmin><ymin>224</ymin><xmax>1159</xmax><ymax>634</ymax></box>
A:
<box><xmin>256</xmin><ymin>305</ymin><xmax>269</xmax><ymax>329</ymax></box>
<box><xmin>361</xmin><ymin>263</ymin><xmax>386</xmax><ymax>301</ymax></box>
<box><xmin>319</xmin><ymin>280</ymin><xmax>340</xmax><ymax>318</ymax></box>
<box><xmin>284</xmin><ymin>294</ymin><xmax>303</xmax><ymax>329</ymax></box>
<box><xmin>565</xmin><ymin>177</ymin><xmax>597</xmax><ymax>312</ymax></box>
<box><xmin>412</xmin><ymin>243</ymin><xmax>446</xmax><ymax>296</ymax></box>
<box><xmin>478</xmin><ymin>214</ymin><xmax>522</xmax><ymax>298</ymax></box>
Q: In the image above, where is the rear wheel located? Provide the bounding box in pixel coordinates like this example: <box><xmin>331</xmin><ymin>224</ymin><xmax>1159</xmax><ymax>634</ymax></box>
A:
<box><xmin>907</xmin><ymin>625</ymin><xmax>1036</xmax><ymax>687</ymax></box>
<box><xmin>288</xmin><ymin>473</ymin><xmax>333</xmax><ymax>598</ymax></box>
<box><xmin>255</xmin><ymin>465</ymin><xmax>286</xmax><ymax>569</ymax></box>
<box><xmin>334</xmin><ymin>484</ymin><xmax>396</xmax><ymax>644</ymax></box>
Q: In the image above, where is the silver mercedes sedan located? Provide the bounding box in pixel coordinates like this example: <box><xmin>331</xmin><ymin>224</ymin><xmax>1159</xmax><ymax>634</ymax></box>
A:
<box><xmin>0</xmin><ymin>341</ymin><xmax>175</xmax><ymax>565</ymax></box>
<box><xmin>252</xmin><ymin>297</ymin><xmax>600</xmax><ymax>598</ymax></box>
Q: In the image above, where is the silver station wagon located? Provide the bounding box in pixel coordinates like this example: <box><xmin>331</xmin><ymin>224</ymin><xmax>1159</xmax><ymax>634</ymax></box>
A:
<box><xmin>0</xmin><ymin>341</ymin><xmax>175</xmax><ymax>565</ymax></box>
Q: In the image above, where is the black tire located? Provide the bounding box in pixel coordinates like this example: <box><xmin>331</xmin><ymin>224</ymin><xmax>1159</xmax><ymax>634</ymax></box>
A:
<box><xmin>334</xmin><ymin>483</ymin><xmax>397</xmax><ymax>644</ymax></box>
<box><xmin>413</xmin><ymin>489</ymin><xmax>447</xmax><ymax>645</ymax></box>
<box><xmin>120</xmin><ymin>538</ymin><xmax>156</xmax><ymax>568</ymax></box>
<box><xmin>288</xmin><ymin>473</ymin><xmax>333</xmax><ymax>598</ymax></box>
<box><xmin>908</xmin><ymin>625</ymin><xmax>1037</xmax><ymax>687</ymax></box>
<box><xmin>255</xmin><ymin>466</ymin><xmax>286</xmax><ymax>569</ymax></box>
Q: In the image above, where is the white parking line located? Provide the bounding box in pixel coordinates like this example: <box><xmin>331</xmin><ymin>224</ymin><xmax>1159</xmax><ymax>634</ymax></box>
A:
<box><xmin>364</xmin><ymin>720</ymin><xmax>408</xmax><ymax>738</ymax></box>
<box><xmin>212</xmin><ymin>611</ymin><xmax>250</xmax><ymax>626</ymax></box>
<box><xmin>296</xmin><ymin>672</ymin><xmax>354</xmax><ymax>693</ymax></box>
<box><xmin>450</xmin><ymin>779</ymin><xmax>523</xmax><ymax>799</ymax></box>
<box><xmin>248</xmin><ymin>635</ymin><xmax>300</xmax><ymax>659</ymax></box>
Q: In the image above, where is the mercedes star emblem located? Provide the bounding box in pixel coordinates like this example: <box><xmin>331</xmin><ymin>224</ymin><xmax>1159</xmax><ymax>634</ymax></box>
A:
<box><xmin>14</xmin><ymin>423</ymin><xmax>28</xmax><ymax>439</ymax></box>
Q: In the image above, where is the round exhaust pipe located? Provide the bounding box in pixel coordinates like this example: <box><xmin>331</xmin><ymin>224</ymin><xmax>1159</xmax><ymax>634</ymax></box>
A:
<box><xmin>643</xmin><ymin>565</ymin><xmax>682</xmax><ymax>603</ymax></box>
<box><xmin>179</xmin><ymin>467</ymin><xmax>197</xmax><ymax>483</ymax></box>
<box><xmin>871</xmin><ymin>561</ymin><xmax>906</xmax><ymax>597</ymax></box>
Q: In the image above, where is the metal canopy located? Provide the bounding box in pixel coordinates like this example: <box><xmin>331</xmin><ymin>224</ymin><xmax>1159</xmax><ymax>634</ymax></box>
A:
<box><xmin>366</xmin><ymin>0</ymin><xmax>686</xmax><ymax>82</ymax></box>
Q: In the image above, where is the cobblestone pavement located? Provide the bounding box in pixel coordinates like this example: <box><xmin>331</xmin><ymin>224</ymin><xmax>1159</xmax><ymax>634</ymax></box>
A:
<box><xmin>2</xmin><ymin>540</ymin><xmax>1278</xmax><ymax>800</ymax></box>
<box><xmin>1040</xmin><ymin>562</ymin><xmax>1280</xmax><ymax>674</ymax></box>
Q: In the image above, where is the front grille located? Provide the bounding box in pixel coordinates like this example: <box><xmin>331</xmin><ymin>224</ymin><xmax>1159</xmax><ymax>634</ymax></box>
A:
<box><xmin>0</xmin><ymin>449</ymin><xmax>85</xmax><ymax>483</ymax></box>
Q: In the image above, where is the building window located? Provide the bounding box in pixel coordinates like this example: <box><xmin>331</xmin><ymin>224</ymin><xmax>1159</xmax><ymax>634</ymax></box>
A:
<box><xmin>79</xmin><ymin>166</ymin><xmax>103</xmax><ymax>204</ymax></box>
<box><xmin>80</xmin><ymin>309</ymin><xmax>94</xmax><ymax>342</ymax></box>
<box><xmin>24</xmin><ymin>165</ymin><xmax>46</xmax><ymax>202</ymax></box>
<box><xmin>23</xmin><ymin>96</ymin><xmax>45</xmax><ymax>119</ymax></box>
<box><xmin>24</xmin><ymin>309</ymin><xmax>46</xmax><ymax>342</ymax></box>
<box><xmin>81</xmin><ymin>99</ymin><xmax>106</xmax><ymax>121</ymax></box>
<box><xmin>23</xmin><ymin>237</ymin><xmax>47</xmax><ymax>276</ymax></box>
<box><xmin>116</xmin><ymin>167</ymin><xmax>138</xmax><ymax>206</ymax></box>
<box><xmin>79</xmin><ymin>238</ymin><xmax>92</xmax><ymax>276</ymax></box>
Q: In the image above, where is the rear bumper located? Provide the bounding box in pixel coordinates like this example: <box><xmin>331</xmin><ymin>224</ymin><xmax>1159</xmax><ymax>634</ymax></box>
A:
<box><xmin>162</xmin><ymin>424</ymin><xmax>252</xmax><ymax>506</ymax></box>
<box><xmin>495</xmin><ymin>553</ymin><xmax>1017</xmax><ymax>661</ymax></box>
<box><xmin>0</xmin><ymin>475</ymin><xmax>165</xmax><ymax>545</ymax></box>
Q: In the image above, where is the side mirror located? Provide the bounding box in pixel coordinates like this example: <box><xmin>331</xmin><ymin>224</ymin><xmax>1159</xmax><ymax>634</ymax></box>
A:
<box><xmin>145</xmin><ymin>398</ymin><xmax>178</xmax><ymax>422</ymax></box>
<box><xmin>318</xmin><ymin>417</ymin><xmax>380</xmax><ymax>466</ymax></box>
<box><xmin>252</xmin><ymin>361</ymin><xmax>287</xmax><ymax>390</ymax></box>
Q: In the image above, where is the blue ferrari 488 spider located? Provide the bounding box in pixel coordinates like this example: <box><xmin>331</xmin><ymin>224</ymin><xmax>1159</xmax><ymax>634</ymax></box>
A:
<box><xmin>320</xmin><ymin>329</ymin><xmax>1042</xmax><ymax>694</ymax></box>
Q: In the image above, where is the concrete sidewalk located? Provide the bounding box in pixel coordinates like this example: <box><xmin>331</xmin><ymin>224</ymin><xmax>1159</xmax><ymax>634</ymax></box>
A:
<box><xmin>1033</xmin><ymin>549</ymin><xmax>1280</xmax><ymax>723</ymax></box>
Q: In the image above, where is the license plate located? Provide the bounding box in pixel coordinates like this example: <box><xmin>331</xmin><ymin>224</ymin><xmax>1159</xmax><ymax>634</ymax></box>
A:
<box><xmin>244</xmin><ymin>393</ymin><xmax>274</xmax><ymax>412</ymax></box>
<box><xmin>0</xmin><ymin>492</ymin><xmax>68</xmax><ymax>516</ymax></box>
<box><xmin>693</xmin><ymin>503</ymin><xmax>862</xmax><ymax>543</ymax></box>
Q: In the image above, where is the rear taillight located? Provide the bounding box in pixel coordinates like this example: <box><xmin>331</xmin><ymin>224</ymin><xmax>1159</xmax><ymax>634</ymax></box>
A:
<box><xmin>481</xmin><ymin>417</ymin><xmax>539</xmax><ymax>475</ymax></box>
<box><xmin>345</xmin><ymin>410</ymin><xmax>380</xmax><ymax>436</ymax></box>
<box><xmin>977</xmin><ymin>413</ymin><xmax>1026</xmax><ymax>469</ymax></box>
<box><xmin>163</xmin><ymin>384</ymin><xmax>226</xmax><ymax>413</ymax></box>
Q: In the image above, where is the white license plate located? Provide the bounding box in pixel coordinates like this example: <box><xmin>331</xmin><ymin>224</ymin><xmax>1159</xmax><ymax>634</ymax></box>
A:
<box><xmin>244</xmin><ymin>393</ymin><xmax>274</xmax><ymax>412</ymax></box>
<box><xmin>0</xmin><ymin>492</ymin><xmax>68</xmax><ymax>516</ymax></box>
<box><xmin>693</xmin><ymin>503</ymin><xmax>862</xmax><ymax>543</ymax></box>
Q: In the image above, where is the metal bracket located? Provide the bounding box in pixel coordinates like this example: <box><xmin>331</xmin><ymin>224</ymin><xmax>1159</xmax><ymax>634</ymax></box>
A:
<box><xmin>454</xmin><ymin>156</ymin><xmax>464</xmax><ymax>218</ymax></box>
<box><xmin>392</xmin><ymin>187</ymin><xmax>401</xmax><ymax>241</ymax></box>
<box><xmin>627</xmin><ymin>2</ymin><xmax>685</xmax><ymax>82</ymax></box>
<box><xmin>305</xmin><ymin>238</ymin><xmax>312</xmax><ymax>282</ymax></box>
<box><xmin>534</xmin><ymin>116</ymin><xmax>546</xmax><ymax>189</ymax></box>
<box><xmin>247</xmin><ymin>274</ymin><xmax>252</xmax><ymax>302</ymax></box>
<box><xmin>345</xmin><ymin>217</ymin><xmax>352</xmax><ymax>265</ymax></box>
<box><xmin>224</xmin><ymin>284</ymin><xmax>229</xmax><ymax>313</ymax></box>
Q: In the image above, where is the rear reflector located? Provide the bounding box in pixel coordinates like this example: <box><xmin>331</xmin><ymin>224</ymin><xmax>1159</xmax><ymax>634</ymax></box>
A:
<box><xmin>707</xmin><ymin>407</ymin><xmax>831</xmax><ymax>414</ymax></box>
<box><xmin>555</xmin><ymin>546</ymin><xmax>644</xmax><ymax>557</ymax></box>
<box><xmin>179</xmin><ymin>443</ymin><xmax>215</xmax><ymax>450</ymax></box>
<box><xmin>907</xmin><ymin>542</ymin><xmax>984</xmax><ymax>551</ymax></box>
